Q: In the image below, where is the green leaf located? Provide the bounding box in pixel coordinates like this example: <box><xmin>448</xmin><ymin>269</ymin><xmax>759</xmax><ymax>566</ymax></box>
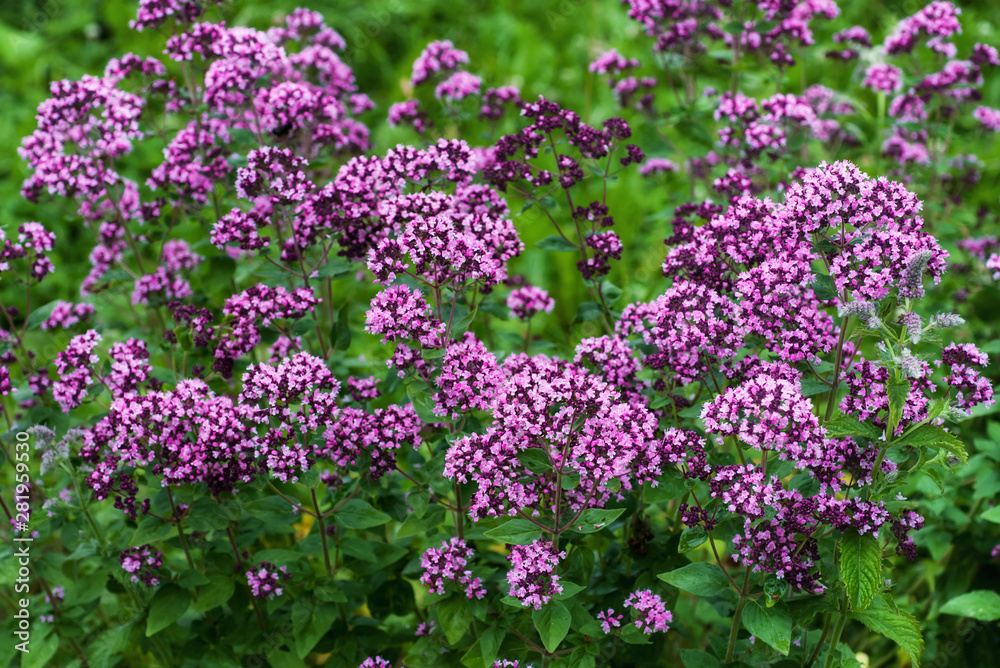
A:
<box><xmin>555</xmin><ymin>582</ymin><xmax>586</xmax><ymax>599</ymax></box>
<box><xmin>839</xmin><ymin>530</ymin><xmax>882</xmax><ymax>612</ymax></box>
<box><xmin>532</xmin><ymin>600</ymin><xmax>572</xmax><ymax>653</ymax></box>
<box><xmin>574</xmin><ymin>301</ymin><xmax>603</xmax><ymax>323</ymax></box>
<box><xmin>536</xmin><ymin>235</ymin><xmax>579</xmax><ymax>252</ymax></box>
<box><xmin>676</xmin><ymin>118</ymin><xmax>713</xmax><ymax>148</ymax></box>
<box><xmin>299</xmin><ymin>467</ymin><xmax>321</xmax><ymax>489</ymax></box>
<box><xmin>657</xmin><ymin>562</ymin><xmax>731</xmax><ymax>597</ymax></box>
<box><xmin>484</xmin><ymin>519</ymin><xmax>544</xmax><ymax>545</ymax></box>
<box><xmin>850</xmin><ymin>602</ymin><xmax>923</xmax><ymax>667</ymax></box>
<box><xmin>193</xmin><ymin>574</ymin><xmax>235</xmax><ymax>612</ymax></box>
<box><xmin>129</xmin><ymin>515</ymin><xmax>174</xmax><ymax>546</ymax></box>
<box><xmin>568</xmin><ymin>647</ymin><xmax>597</xmax><ymax>668</ymax></box>
<box><xmin>567</xmin><ymin>507</ymin><xmax>625</xmax><ymax>533</ymax></box>
<box><xmin>452</xmin><ymin>306</ymin><xmax>478</xmax><ymax>333</ymax></box>
<box><xmin>25</xmin><ymin>300</ymin><xmax>60</xmax><ymax>330</ymax></box>
<box><xmin>178</xmin><ymin>569</ymin><xmax>211</xmax><ymax>589</ymax></box>
<box><xmin>980</xmin><ymin>506</ymin><xmax>1000</xmax><ymax>524</ymax></box>
<box><xmin>800</xmin><ymin>378</ymin><xmax>831</xmax><ymax>397</ymax></box>
<box><xmin>406</xmin><ymin>380</ymin><xmax>444</xmax><ymax>424</ymax></box>
<box><xmin>294</xmin><ymin>602</ymin><xmax>339</xmax><ymax>659</ymax></box>
<box><xmin>478</xmin><ymin>300</ymin><xmax>510</xmax><ymax>321</ymax></box>
<box><xmin>601</xmin><ymin>281</ymin><xmax>623</xmax><ymax>304</ymax></box>
<box><xmin>561</xmin><ymin>471</ymin><xmax>581</xmax><ymax>490</ymax></box>
<box><xmin>680</xmin><ymin>648</ymin><xmax>719</xmax><ymax>668</ymax></box>
<box><xmin>678</xmin><ymin>526</ymin><xmax>709</xmax><ymax>553</ymax></box>
<box><xmin>316</xmin><ymin>260</ymin><xmax>353</xmax><ymax>278</ymax></box>
<box><xmin>291</xmin><ymin>317</ymin><xmax>316</xmax><ymax>337</ymax></box>
<box><xmin>825</xmin><ymin>415</ymin><xmax>883</xmax><ymax>440</ymax></box>
<box><xmin>887</xmin><ymin>377</ymin><xmax>911</xmax><ymax>436</ymax></box>
<box><xmin>741</xmin><ymin>600</ymin><xmax>792</xmax><ymax>655</ymax></box>
<box><xmin>21</xmin><ymin>631</ymin><xmax>59</xmax><ymax>668</ymax></box>
<box><xmin>895</xmin><ymin>424</ymin><xmax>968</xmax><ymax>464</ymax></box>
<box><xmin>334</xmin><ymin>499</ymin><xmax>392</xmax><ymax>530</ymax></box>
<box><xmin>330</xmin><ymin>304</ymin><xmax>353</xmax><ymax>351</ymax></box>
<box><xmin>397</xmin><ymin>505</ymin><xmax>446</xmax><ymax>538</ymax></box>
<box><xmin>516</xmin><ymin>448</ymin><xmax>552</xmax><ymax>474</ymax></box>
<box><xmin>812</xmin><ymin>272</ymin><xmax>837</xmax><ymax>301</ymax></box>
<box><xmin>86</xmin><ymin>621</ymin><xmax>136</xmax><ymax>668</ymax></box>
<box><xmin>619</xmin><ymin>623</ymin><xmax>653</xmax><ymax>644</ymax></box>
<box><xmin>939</xmin><ymin>590</ymin><xmax>1000</xmax><ymax>621</ymax></box>
<box><xmin>146</xmin><ymin>584</ymin><xmax>192</xmax><ymax>636</ymax></box>
<box><xmin>439</xmin><ymin>596</ymin><xmax>473</xmax><ymax>644</ymax></box>
<box><xmin>479</xmin><ymin>626</ymin><xmax>504</xmax><ymax>668</ymax></box>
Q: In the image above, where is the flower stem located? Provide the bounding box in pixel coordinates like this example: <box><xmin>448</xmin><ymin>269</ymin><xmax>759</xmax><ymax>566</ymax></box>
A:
<box><xmin>312</xmin><ymin>489</ymin><xmax>334</xmax><ymax>577</ymax></box>
<box><xmin>725</xmin><ymin>596</ymin><xmax>748</xmax><ymax>662</ymax></box>
<box><xmin>167</xmin><ymin>488</ymin><xmax>195</xmax><ymax>570</ymax></box>
<box><xmin>824</xmin><ymin>601</ymin><xmax>850</xmax><ymax>668</ymax></box>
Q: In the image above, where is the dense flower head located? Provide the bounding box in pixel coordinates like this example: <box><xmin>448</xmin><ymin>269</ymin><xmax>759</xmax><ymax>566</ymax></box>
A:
<box><xmin>506</xmin><ymin>540</ymin><xmax>565</xmax><ymax>609</ymax></box>
<box><xmin>106</xmin><ymin>338</ymin><xmax>151</xmax><ymax>396</ymax></box>
<box><xmin>624</xmin><ymin>589</ymin><xmax>672</xmax><ymax>634</ymax></box>
<box><xmin>782</xmin><ymin>161</ymin><xmax>924</xmax><ymax>235</ymax></box>
<box><xmin>236</xmin><ymin>146</ymin><xmax>312</xmax><ymax>204</ymax></box>
<box><xmin>834</xmin><ymin>25</ymin><xmax>872</xmax><ymax>47</ymax></box>
<box><xmin>358</xmin><ymin>658</ymin><xmax>392</xmax><ymax>668</ymax></box>
<box><xmin>830</xmin><ymin>227</ymin><xmax>947</xmax><ymax>301</ymax></box>
<box><xmin>863</xmin><ymin>63</ymin><xmax>904</xmax><ymax>93</ymax></box>
<box><xmin>41</xmin><ymin>301</ymin><xmax>96</xmax><ymax>330</ymax></box>
<box><xmin>120</xmin><ymin>545</ymin><xmax>162</xmax><ymax>587</ymax></box>
<box><xmin>701</xmin><ymin>362</ymin><xmax>825</xmax><ymax>462</ymax></box>
<box><xmin>589</xmin><ymin>49</ymin><xmax>640</xmax><ymax>76</ymax></box>
<box><xmin>365</xmin><ymin>283</ymin><xmax>445</xmax><ymax>348</ymax></box>
<box><xmin>388</xmin><ymin>100</ymin><xmax>430</xmax><ymax>134</ymax></box>
<box><xmin>19</xmin><ymin>74</ymin><xmax>145</xmax><ymax>202</ymax></box>
<box><xmin>215</xmin><ymin>285</ymin><xmax>319</xmax><ymax>370</ymax></box>
<box><xmin>735</xmin><ymin>259</ymin><xmax>838</xmax><ymax>362</ymax></box>
<box><xmin>885</xmin><ymin>1</ymin><xmax>962</xmax><ymax>55</ymax></box>
<box><xmin>419</xmin><ymin>537</ymin><xmax>487</xmax><ymax>599</ymax></box>
<box><xmin>840</xmin><ymin>359</ymin><xmax>934</xmax><ymax>433</ymax></box>
<box><xmin>435</xmin><ymin>71</ymin><xmax>482</xmax><ymax>102</ymax></box>
<box><xmin>91</xmin><ymin>379</ymin><xmax>260</xmax><ymax>499</ymax></box>
<box><xmin>318</xmin><ymin>403</ymin><xmax>422</xmax><ymax>479</ymax></box>
<box><xmin>973</xmin><ymin>106</ymin><xmax>1000</xmax><ymax>131</ymax></box>
<box><xmin>53</xmin><ymin>330</ymin><xmax>102</xmax><ymax>412</ymax></box>
<box><xmin>445</xmin><ymin>353</ymin><xmax>657</xmax><ymax>519</ymax></box>
<box><xmin>507</xmin><ymin>285</ymin><xmax>555</xmax><ymax>320</ymax></box>
<box><xmin>618</xmin><ymin>281</ymin><xmax>743</xmax><ymax>384</ymax></box>
<box><xmin>940</xmin><ymin>343</ymin><xmax>994</xmax><ymax>412</ymax></box>
<box><xmin>247</xmin><ymin>561</ymin><xmax>290</xmax><ymax>599</ymax></box>
<box><xmin>368</xmin><ymin>187</ymin><xmax>523</xmax><ymax>288</ymax></box>
<box><xmin>573</xmin><ymin>335</ymin><xmax>640</xmax><ymax>390</ymax></box>
<box><xmin>411</xmin><ymin>40</ymin><xmax>470</xmax><ymax>87</ymax></box>
<box><xmin>435</xmin><ymin>333</ymin><xmax>503</xmax><ymax>419</ymax></box>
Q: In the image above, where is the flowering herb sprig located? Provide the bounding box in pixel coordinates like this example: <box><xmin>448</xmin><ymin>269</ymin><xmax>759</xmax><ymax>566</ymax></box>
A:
<box><xmin>1</xmin><ymin>1</ymin><xmax>998</xmax><ymax>667</ymax></box>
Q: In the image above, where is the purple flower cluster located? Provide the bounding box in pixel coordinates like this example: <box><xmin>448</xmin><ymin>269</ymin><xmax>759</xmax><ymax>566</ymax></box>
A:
<box><xmin>419</xmin><ymin>538</ymin><xmax>486</xmax><ymax>599</ymax></box>
<box><xmin>445</xmin><ymin>353</ymin><xmax>657</xmax><ymax>520</ymax></box>
<box><xmin>506</xmin><ymin>285</ymin><xmax>555</xmax><ymax>320</ymax></box>
<box><xmin>411</xmin><ymin>40</ymin><xmax>469</xmax><ymax>87</ymax></box>
<box><xmin>624</xmin><ymin>589</ymin><xmax>672</xmax><ymax>635</ymax></box>
<box><xmin>505</xmin><ymin>540</ymin><xmax>565</xmax><ymax>609</ymax></box>
<box><xmin>120</xmin><ymin>545</ymin><xmax>162</xmax><ymax>587</ymax></box>
<box><xmin>247</xmin><ymin>561</ymin><xmax>290</xmax><ymax>599</ymax></box>
<box><xmin>434</xmin><ymin>333</ymin><xmax>503</xmax><ymax>419</ymax></box>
